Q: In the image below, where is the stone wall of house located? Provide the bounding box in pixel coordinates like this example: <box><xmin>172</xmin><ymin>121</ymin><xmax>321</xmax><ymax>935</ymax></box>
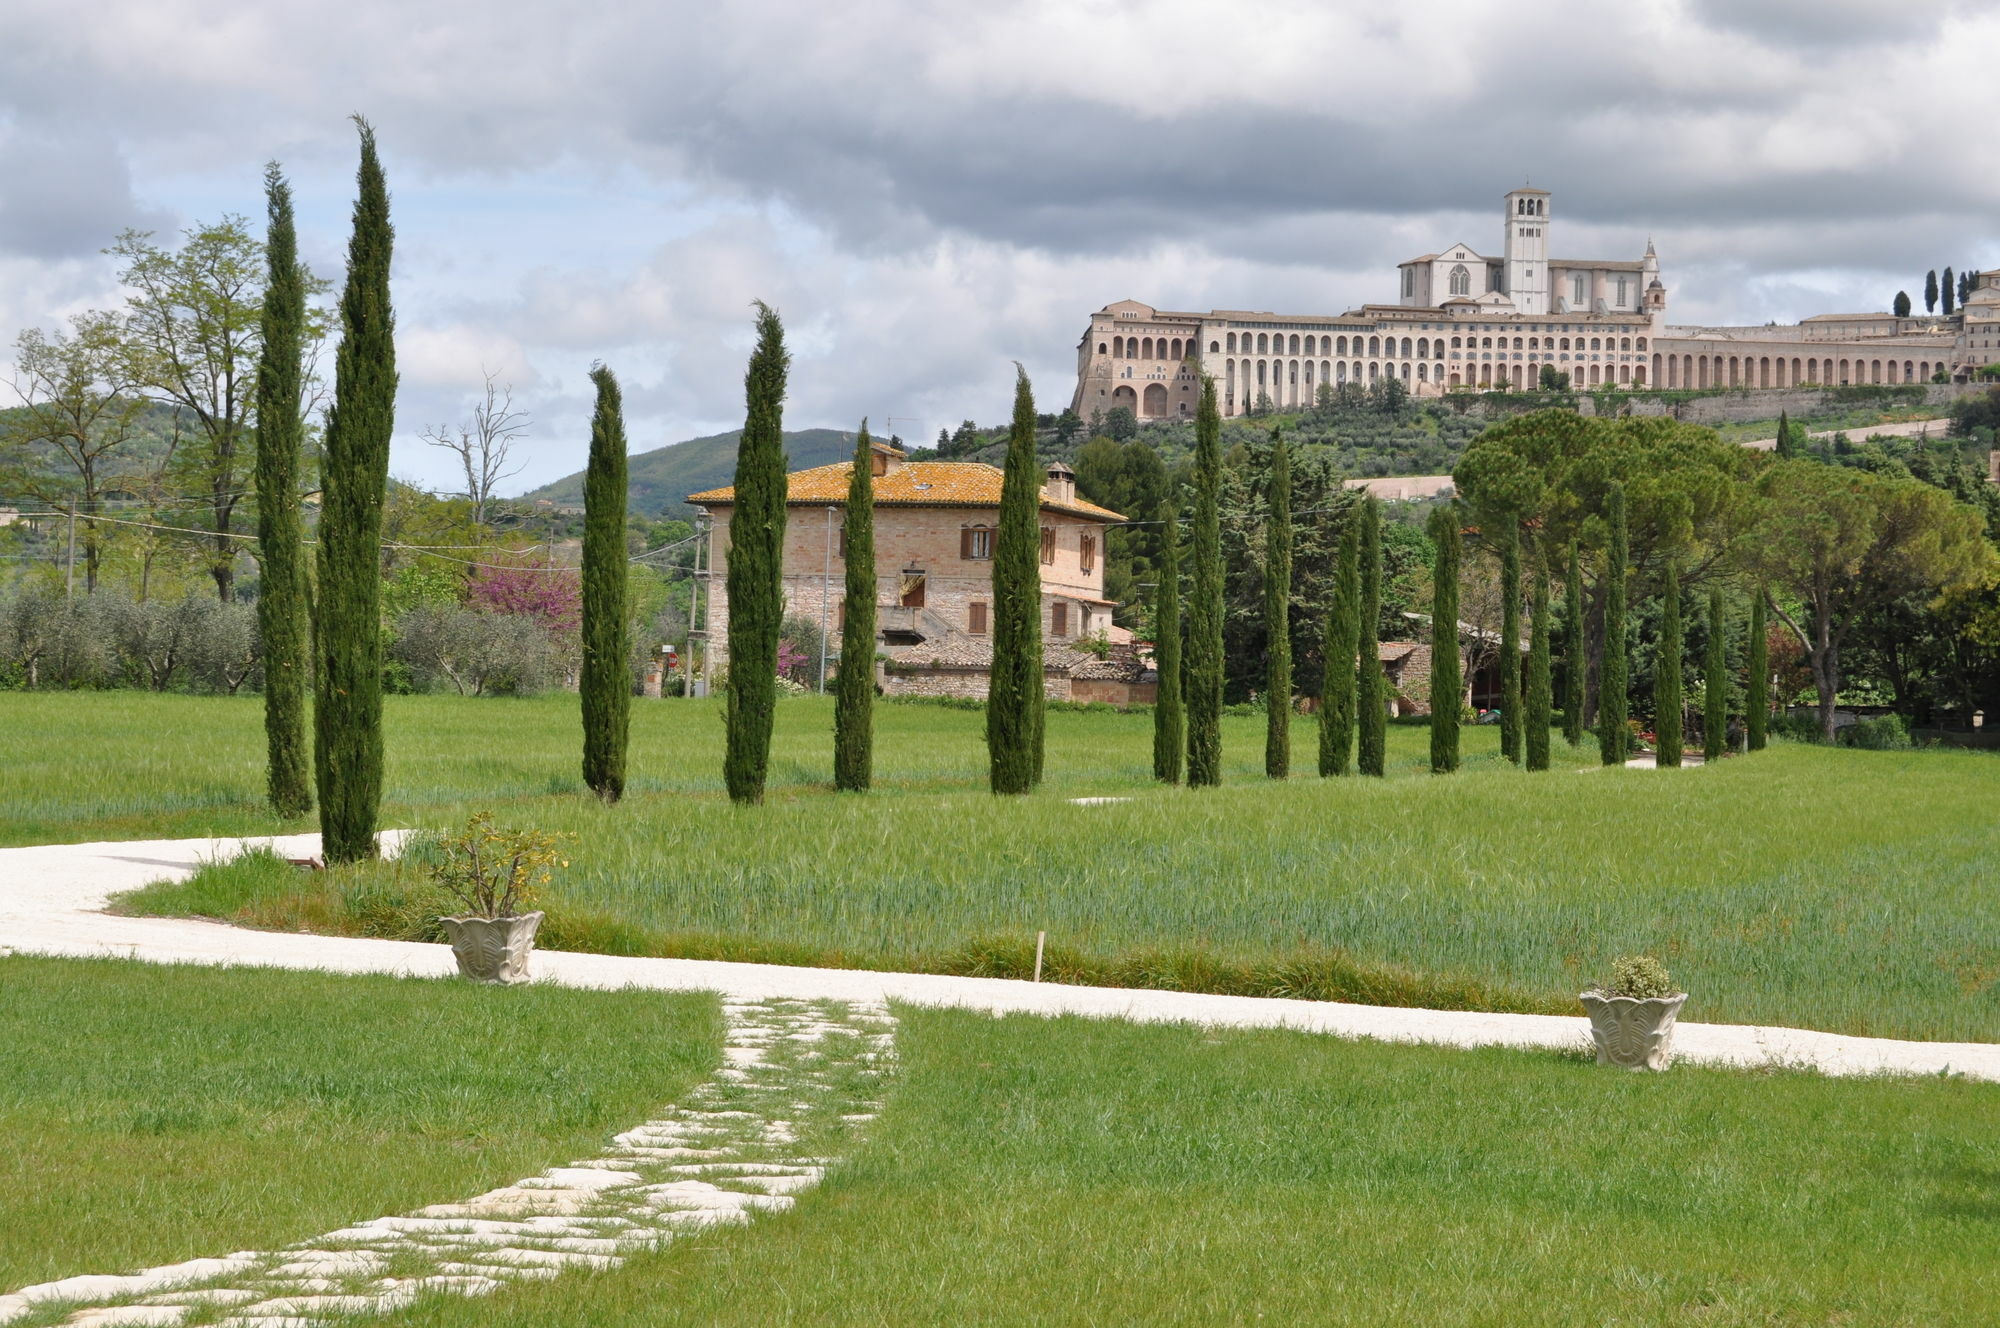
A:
<box><xmin>1071</xmin><ymin>677</ymin><xmax>1157</xmax><ymax>706</ymax></box>
<box><xmin>881</xmin><ymin>667</ymin><xmax>1073</xmax><ymax>702</ymax></box>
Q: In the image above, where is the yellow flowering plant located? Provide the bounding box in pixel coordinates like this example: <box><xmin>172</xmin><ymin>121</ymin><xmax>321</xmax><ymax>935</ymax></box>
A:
<box><xmin>428</xmin><ymin>811</ymin><xmax>574</xmax><ymax>918</ymax></box>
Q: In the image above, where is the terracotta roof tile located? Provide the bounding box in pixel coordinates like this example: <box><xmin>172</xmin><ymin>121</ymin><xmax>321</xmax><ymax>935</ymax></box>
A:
<box><xmin>689</xmin><ymin>461</ymin><xmax>1124</xmax><ymax>522</ymax></box>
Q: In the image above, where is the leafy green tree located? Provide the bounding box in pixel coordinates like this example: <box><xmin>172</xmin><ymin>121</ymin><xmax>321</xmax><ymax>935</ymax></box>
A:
<box><xmin>1926</xmin><ymin>269</ymin><xmax>1940</xmax><ymax>314</ymax></box>
<box><xmin>313</xmin><ymin>119</ymin><xmax>397</xmax><ymax>863</ymax></box>
<box><xmin>1704</xmin><ymin>586</ymin><xmax>1727</xmax><ymax>761</ymax></box>
<box><xmin>1893</xmin><ymin>290</ymin><xmax>1912</xmax><ymax>319</ymax></box>
<box><xmin>1427</xmin><ymin>504</ymin><xmax>1461</xmax><ymax>774</ymax></box>
<box><xmin>1746</xmin><ymin>588</ymin><xmax>1769</xmax><ymax>751</ymax></box>
<box><xmin>988</xmin><ymin>368</ymin><xmax>1045</xmax><ymax>794</ymax></box>
<box><xmin>1151</xmin><ymin>492</ymin><xmax>1183</xmax><ymax>784</ymax></box>
<box><xmin>834</xmin><ymin>422</ymin><xmax>877</xmax><ymax>791</ymax></box>
<box><xmin>1497</xmin><ymin>517</ymin><xmax>1522</xmax><ymax>763</ymax></box>
<box><xmin>1357</xmin><ymin>498</ymin><xmax>1386</xmax><ymax>777</ymax></box>
<box><xmin>581</xmin><ymin>364</ymin><xmax>630</xmax><ymax>802</ymax></box>
<box><xmin>1598</xmin><ymin>482</ymin><xmax>1629</xmax><ymax>766</ymax></box>
<box><xmin>1320</xmin><ymin>520</ymin><xmax>1359</xmax><ymax>776</ymax></box>
<box><xmin>1053</xmin><ymin>409</ymin><xmax>1083</xmax><ymax>447</ymax></box>
<box><xmin>253</xmin><ymin>163</ymin><xmax>311</xmax><ymax>818</ymax></box>
<box><xmin>1563</xmin><ymin>541</ymin><xmax>1585</xmax><ymax>746</ymax></box>
<box><xmin>723</xmin><ymin>303</ymin><xmax>790</xmax><ymax>805</ymax></box>
<box><xmin>1185</xmin><ymin>377</ymin><xmax>1225</xmax><ymax>786</ymax></box>
<box><xmin>1526</xmin><ymin>564</ymin><xmax>1552</xmax><ymax>771</ymax></box>
<box><xmin>1104</xmin><ymin>406</ymin><xmax>1138</xmax><ymax>441</ymax></box>
<box><xmin>1264</xmin><ymin>428</ymin><xmax>1293</xmax><ymax>779</ymax></box>
<box><xmin>1655</xmin><ymin>557</ymin><xmax>1683</xmax><ymax>767</ymax></box>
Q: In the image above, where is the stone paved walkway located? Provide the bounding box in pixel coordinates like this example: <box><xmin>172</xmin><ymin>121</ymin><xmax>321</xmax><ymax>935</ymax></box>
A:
<box><xmin>0</xmin><ymin>993</ymin><xmax>895</xmax><ymax>1327</ymax></box>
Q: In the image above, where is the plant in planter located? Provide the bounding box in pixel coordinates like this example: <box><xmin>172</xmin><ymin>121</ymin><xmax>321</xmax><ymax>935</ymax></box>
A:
<box><xmin>430</xmin><ymin>812</ymin><xmax>569</xmax><ymax>985</ymax></box>
<box><xmin>1579</xmin><ymin>954</ymin><xmax>1687</xmax><ymax>1071</ymax></box>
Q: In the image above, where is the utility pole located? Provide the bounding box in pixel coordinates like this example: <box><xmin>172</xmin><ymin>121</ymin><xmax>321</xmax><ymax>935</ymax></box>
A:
<box><xmin>820</xmin><ymin>505</ymin><xmax>835</xmax><ymax>692</ymax></box>
<box><xmin>65</xmin><ymin>503</ymin><xmax>76</xmax><ymax>600</ymax></box>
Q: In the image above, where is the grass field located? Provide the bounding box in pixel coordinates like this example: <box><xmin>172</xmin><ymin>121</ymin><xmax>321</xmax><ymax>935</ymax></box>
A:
<box><xmin>12</xmin><ymin>691</ymin><xmax>2000</xmax><ymax>1041</ymax></box>
<box><xmin>0</xmin><ymin>956</ymin><xmax>718</xmax><ymax>1292</ymax></box>
<box><xmin>366</xmin><ymin>1007</ymin><xmax>2000</xmax><ymax>1328</ymax></box>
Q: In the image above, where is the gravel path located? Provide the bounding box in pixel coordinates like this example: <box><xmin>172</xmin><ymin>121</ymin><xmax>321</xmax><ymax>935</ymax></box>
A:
<box><xmin>3</xmin><ymin>833</ymin><xmax>1996</xmax><ymax>1084</ymax></box>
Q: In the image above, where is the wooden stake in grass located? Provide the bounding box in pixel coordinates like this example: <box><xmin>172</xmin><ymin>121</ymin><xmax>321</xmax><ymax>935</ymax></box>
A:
<box><xmin>1426</xmin><ymin>503</ymin><xmax>1460</xmax><ymax>774</ymax></box>
<box><xmin>1704</xmin><ymin>586</ymin><xmax>1727</xmax><ymax>762</ymax></box>
<box><xmin>1264</xmin><ymin>427</ymin><xmax>1292</xmax><ymax>780</ymax></box>
<box><xmin>987</xmin><ymin>367</ymin><xmax>1044</xmax><ymax>795</ymax></box>
<box><xmin>1498</xmin><ymin>518</ymin><xmax>1522</xmax><ymax>765</ymax></box>
<box><xmin>834</xmin><ymin>422</ymin><xmax>877</xmax><ymax>792</ymax></box>
<box><xmin>254</xmin><ymin>161</ymin><xmax>311</xmax><ymax>820</ymax></box>
<box><xmin>724</xmin><ymin>302</ymin><xmax>790</xmax><ymax>806</ymax></box>
<box><xmin>1185</xmin><ymin>376</ymin><xmax>1225</xmax><ymax>787</ymax></box>
<box><xmin>1655</xmin><ymin>556</ymin><xmax>1683</xmax><ymax>768</ymax></box>
<box><xmin>1319</xmin><ymin>519</ymin><xmax>1360</xmax><ymax>777</ymax></box>
<box><xmin>1562</xmin><ymin>540</ymin><xmax>1585</xmax><ymax>748</ymax></box>
<box><xmin>1357</xmin><ymin>497</ymin><xmax>1386</xmax><ymax>777</ymax></box>
<box><xmin>581</xmin><ymin>363</ymin><xmax>630</xmax><ymax>802</ymax></box>
<box><xmin>1747</xmin><ymin>586</ymin><xmax>1769</xmax><ymax>751</ymax></box>
<box><xmin>314</xmin><ymin>119</ymin><xmax>396</xmax><ymax>863</ymax></box>
<box><xmin>1151</xmin><ymin>491</ymin><xmax>1183</xmax><ymax>785</ymax></box>
<box><xmin>1525</xmin><ymin>564</ymin><xmax>1552</xmax><ymax>771</ymax></box>
<box><xmin>1598</xmin><ymin>484</ymin><xmax>1630</xmax><ymax>767</ymax></box>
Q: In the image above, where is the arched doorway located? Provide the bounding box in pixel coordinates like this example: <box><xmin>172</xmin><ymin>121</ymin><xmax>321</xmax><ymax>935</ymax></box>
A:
<box><xmin>1111</xmin><ymin>385</ymin><xmax>1137</xmax><ymax>415</ymax></box>
<box><xmin>1142</xmin><ymin>383</ymin><xmax>1168</xmax><ymax>418</ymax></box>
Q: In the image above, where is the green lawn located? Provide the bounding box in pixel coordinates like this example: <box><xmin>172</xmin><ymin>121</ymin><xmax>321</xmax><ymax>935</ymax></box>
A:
<box><xmin>372</xmin><ymin>1008</ymin><xmax>2000</xmax><ymax>1328</ymax></box>
<box><xmin>0</xmin><ymin>956</ymin><xmax>718</xmax><ymax>1292</ymax></box>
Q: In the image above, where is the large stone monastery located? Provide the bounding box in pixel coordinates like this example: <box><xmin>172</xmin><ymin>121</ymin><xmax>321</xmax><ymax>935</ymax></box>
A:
<box><xmin>1071</xmin><ymin>186</ymin><xmax>2000</xmax><ymax>420</ymax></box>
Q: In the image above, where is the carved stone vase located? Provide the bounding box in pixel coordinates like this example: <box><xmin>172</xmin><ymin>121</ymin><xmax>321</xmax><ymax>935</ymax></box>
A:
<box><xmin>439</xmin><ymin>911</ymin><xmax>544</xmax><ymax>985</ymax></box>
<box><xmin>1579</xmin><ymin>991</ymin><xmax>1687</xmax><ymax>1071</ymax></box>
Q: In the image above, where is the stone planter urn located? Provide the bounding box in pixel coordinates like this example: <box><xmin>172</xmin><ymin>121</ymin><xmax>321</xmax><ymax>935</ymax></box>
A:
<box><xmin>1579</xmin><ymin>991</ymin><xmax>1688</xmax><ymax>1071</ymax></box>
<box><xmin>439</xmin><ymin>911</ymin><xmax>544</xmax><ymax>985</ymax></box>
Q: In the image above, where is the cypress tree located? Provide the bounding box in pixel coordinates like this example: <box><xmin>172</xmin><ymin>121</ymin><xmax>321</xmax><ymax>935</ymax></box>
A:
<box><xmin>581</xmin><ymin>364</ymin><xmax>630</xmax><ymax>802</ymax></box>
<box><xmin>1264</xmin><ymin>428</ymin><xmax>1292</xmax><ymax>779</ymax></box>
<box><xmin>1926</xmin><ymin>269</ymin><xmax>1939</xmax><ymax>314</ymax></box>
<box><xmin>1319</xmin><ymin>520</ymin><xmax>1360</xmax><ymax>776</ymax></box>
<box><xmin>1151</xmin><ymin>492</ymin><xmax>1183</xmax><ymax>784</ymax></box>
<box><xmin>1598</xmin><ymin>483</ymin><xmax>1630</xmax><ymax>767</ymax></box>
<box><xmin>1704</xmin><ymin>585</ymin><xmax>1727</xmax><ymax>762</ymax></box>
<box><xmin>1498</xmin><ymin>517</ymin><xmax>1522</xmax><ymax>764</ymax></box>
<box><xmin>834</xmin><ymin>422</ymin><xmax>877</xmax><ymax>792</ymax></box>
<box><xmin>1774</xmin><ymin>408</ymin><xmax>1795</xmax><ymax>458</ymax></box>
<box><xmin>1563</xmin><ymin>540</ymin><xmax>1585</xmax><ymax>747</ymax></box>
<box><xmin>1747</xmin><ymin>587</ymin><xmax>1769</xmax><ymax>751</ymax></box>
<box><xmin>1185</xmin><ymin>376</ymin><xmax>1225</xmax><ymax>787</ymax></box>
<box><xmin>1526</xmin><ymin>564</ymin><xmax>1552</xmax><ymax>771</ymax></box>
<box><xmin>313</xmin><ymin>119</ymin><xmax>396</xmax><ymax>864</ymax></box>
<box><xmin>1943</xmin><ymin>266</ymin><xmax>1956</xmax><ymax>316</ymax></box>
<box><xmin>1357</xmin><ymin>498</ymin><xmax>1386</xmax><ymax>777</ymax></box>
<box><xmin>987</xmin><ymin>367</ymin><xmax>1044</xmax><ymax>795</ymax></box>
<box><xmin>255</xmin><ymin>162</ymin><xmax>310</xmax><ymax>819</ymax></box>
<box><xmin>723</xmin><ymin>302</ymin><xmax>790</xmax><ymax>805</ymax></box>
<box><xmin>1426</xmin><ymin>503</ymin><xmax>1460</xmax><ymax>774</ymax></box>
<box><xmin>1655</xmin><ymin>557</ymin><xmax>1683</xmax><ymax>768</ymax></box>
<box><xmin>1893</xmin><ymin>290</ymin><xmax>1912</xmax><ymax>319</ymax></box>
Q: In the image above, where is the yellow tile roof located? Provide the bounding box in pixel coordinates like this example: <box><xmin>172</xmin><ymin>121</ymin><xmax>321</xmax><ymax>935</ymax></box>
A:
<box><xmin>688</xmin><ymin>461</ymin><xmax>1125</xmax><ymax>522</ymax></box>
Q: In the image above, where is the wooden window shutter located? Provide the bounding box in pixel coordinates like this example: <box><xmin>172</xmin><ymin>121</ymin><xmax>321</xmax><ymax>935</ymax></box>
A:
<box><xmin>969</xmin><ymin>602</ymin><xmax>987</xmax><ymax>634</ymax></box>
<box><xmin>1052</xmin><ymin>602</ymin><xmax>1068</xmax><ymax>635</ymax></box>
<box><xmin>960</xmin><ymin>528</ymin><xmax>974</xmax><ymax>559</ymax></box>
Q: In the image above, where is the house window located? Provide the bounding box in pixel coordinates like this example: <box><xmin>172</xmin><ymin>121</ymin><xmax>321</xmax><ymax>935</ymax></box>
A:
<box><xmin>1080</xmin><ymin>533</ymin><xmax>1096</xmax><ymax>573</ymax></box>
<box><xmin>960</xmin><ymin>526</ymin><xmax>993</xmax><ymax>560</ymax></box>
<box><xmin>1041</xmin><ymin>528</ymin><xmax>1055</xmax><ymax>564</ymax></box>
<box><xmin>968</xmin><ymin>601</ymin><xmax>988</xmax><ymax>634</ymax></box>
<box><xmin>1051</xmin><ymin>602</ymin><xmax>1068</xmax><ymax>636</ymax></box>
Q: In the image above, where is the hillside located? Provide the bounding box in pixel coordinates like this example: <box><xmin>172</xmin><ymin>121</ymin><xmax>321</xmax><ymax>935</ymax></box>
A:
<box><xmin>519</xmin><ymin>427</ymin><xmax>858</xmax><ymax>517</ymax></box>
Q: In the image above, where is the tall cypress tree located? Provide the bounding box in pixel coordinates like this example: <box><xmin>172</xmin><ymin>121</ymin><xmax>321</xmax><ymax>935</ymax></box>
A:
<box><xmin>723</xmin><ymin>302</ymin><xmax>790</xmax><ymax>805</ymax></box>
<box><xmin>1151</xmin><ymin>492</ymin><xmax>1183</xmax><ymax>784</ymax></box>
<box><xmin>1498</xmin><ymin>517</ymin><xmax>1522</xmax><ymax>764</ymax></box>
<box><xmin>1319</xmin><ymin>520</ymin><xmax>1360</xmax><ymax>777</ymax></box>
<box><xmin>1563</xmin><ymin>541</ymin><xmax>1585</xmax><ymax>747</ymax></box>
<box><xmin>987</xmin><ymin>367</ymin><xmax>1044</xmax><ymax>795</ymax></box>
<box><xmin>834</xmin><ymin>422</ymin><xmax>877</xmax><ymax>792</ymax></box>
<box><xmin>255</xmin><ymin>162</ymin><xmax>310</xmax><ymax>819</ymax></box>
<box><xmin>1357</xmin><ymin>498</ymin><xmax>1386</xmax><ymax>777</ymax></box>
<box><xmin>1655</xmin><ymin>557</ymin><xmax>1683</xmax><ymax>768</ymax></box>
<box><xmin>1774</xmin><ymin>408</ymin><xmax>1795</xmax><ymax>458</ymax></box>
<box><xmin>1943</xmin><ymin>266</ymin><xmax>1956</xmax><ymax>316</ymax></box>
<box><xmin>1926</xmin><ymin>269</ymin><xmax>1940</xmax><ymax>314</ymax></box>
<box><xmin>581</xmin><ymin>364</ymin><xmax>630</xmax><ymax>802</ymax></box>
<box><xmin>1185</xmin><ymin>376</ymin><xmax>1225</xmax><ymax>787</ymax></box>
<box><xmin>313</xmin><ymin>119</ymin><xmax>396</xmax><ymax>864</ymax></box>
<box><xmin>1526</xmin><ymin>565</ymin><xmax>1552</xmax><ymax>771</ymax></box>
<box><xmin>1598</xmin><ymin>483</ymin><xmax>1630</xmax><ymax>767</ymax></box>
<box><xmin>1747</xmin><ymin>588</ymin><xmax>1769</xmax><ymax>752</ymax></box>
<box><xmin>1264</xmin><ymin>428</ymin><xmax>1292</xmax><ymax>779</ymax></box>
<box><xmin>1426</xmin><ymin>503</ymin><xmax>1460</xmax><ymax>774</ymax></box>
<box><xmin>1704</xmin><ymin>586</ymin><xmax>1727</xmax><ymax>762</ymax></box>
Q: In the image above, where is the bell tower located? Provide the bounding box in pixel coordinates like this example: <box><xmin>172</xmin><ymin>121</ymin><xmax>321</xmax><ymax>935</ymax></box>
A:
<box><xmin>1503</xmin><ymin>187</ymin><xmax>1550</xmax><ymax>316</ymax></box>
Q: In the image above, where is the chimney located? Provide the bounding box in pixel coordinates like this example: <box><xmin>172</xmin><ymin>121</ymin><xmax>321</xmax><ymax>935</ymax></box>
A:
<box><xmin>1044</xmin><ymin>460</ymin><xmax>1076</xmax><ymax>504</ymax></box>
<box><xmin>870</xmin><ymin>439</ymin><xmax>906</xmax><ymax>478</ymax></box>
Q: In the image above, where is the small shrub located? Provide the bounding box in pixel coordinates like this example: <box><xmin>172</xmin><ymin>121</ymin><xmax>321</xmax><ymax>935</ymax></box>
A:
<box><xmin>1600</xmin><ymin>954</ymin><xmax>1676</xmax><ymax>1000</ymax></box>
<box><xmin>428</xmin><ymin>812</ymin><xmax>571</xmax><ymax>917</ymax></box>
<box><xmin>1770</xmin><ymin>713</ymin><xmax>1824</xmax><ymax>743</ymax></box>
<box><xmin>1839</xmin><ymin>714</ymin><xmax>1912</xmax><ymax>750</ymax></box>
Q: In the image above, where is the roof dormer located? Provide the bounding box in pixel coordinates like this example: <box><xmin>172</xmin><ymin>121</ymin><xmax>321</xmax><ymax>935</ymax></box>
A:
<box><xmin>869</xmin><ymin>439</ymin><xmax>906</xmax><ymax>478</ymax></box>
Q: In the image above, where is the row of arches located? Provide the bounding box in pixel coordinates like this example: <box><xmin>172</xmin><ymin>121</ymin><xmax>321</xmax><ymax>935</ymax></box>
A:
<box><xmin>1103</xmin><ymin>334</ymin><xmax>1187</xmax><ymax>362</ymax></box>
<box><xmin>1109</xmin><ymin>382</ymin><xmax>1175</xmax><ymax>418</ymax></box>
<box><xmin>1210</xmin><ymin>331</ymin><xmax>1650</xmax><ymax>359</ymax></box>
<box><xmin>1656</xmin><ymin>353</ymin><xmax>1939</xmax><ymax>390</ymax></box>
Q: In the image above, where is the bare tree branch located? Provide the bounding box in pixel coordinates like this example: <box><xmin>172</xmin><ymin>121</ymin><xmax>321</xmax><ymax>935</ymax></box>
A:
<box><xmin>421</xmin><ymin>368</ymin><xmax>530</xmax><ymax>524</ymax></box>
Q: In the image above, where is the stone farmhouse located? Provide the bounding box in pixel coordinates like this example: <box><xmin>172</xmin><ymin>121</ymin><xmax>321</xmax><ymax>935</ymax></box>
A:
<box><xmin>688</xmin><ymin>442</ymin><xmax>1154</xmax><ymax>703</ymax></box>
<box><xmin>1073</xmin><ymin>185</ymin><xmax>2000</xmax><ymax>420</ymax></box>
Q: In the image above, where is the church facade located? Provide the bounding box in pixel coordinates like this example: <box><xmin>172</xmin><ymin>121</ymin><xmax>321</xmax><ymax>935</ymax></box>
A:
<box><xmin>1072</xmin><ymin>187</ymin><xmax>1998</xmax><ymax>420</ymax></box>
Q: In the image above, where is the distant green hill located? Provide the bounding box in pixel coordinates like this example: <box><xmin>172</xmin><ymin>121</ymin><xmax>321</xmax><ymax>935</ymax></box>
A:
<box><xmin>519</xmin><ymin>427</ymin><xmax>859</xmax><ymax>517</ymax></box>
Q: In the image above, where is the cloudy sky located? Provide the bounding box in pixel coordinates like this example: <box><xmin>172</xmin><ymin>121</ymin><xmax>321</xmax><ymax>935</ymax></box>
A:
<box><xmin>2</xmin><ymin>0</ymin><xmax>1996</xmax><ymax>494</ymax></box>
